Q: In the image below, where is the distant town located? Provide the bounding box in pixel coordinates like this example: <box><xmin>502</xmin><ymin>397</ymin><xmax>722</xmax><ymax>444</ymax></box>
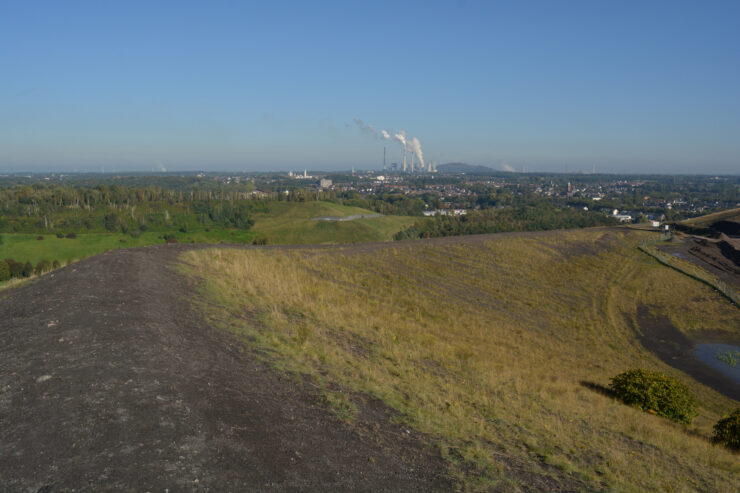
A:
<box><xmin>2</xmin><ymin>165</ymin><xmax>737</xmax><ymax>227</ymax></box>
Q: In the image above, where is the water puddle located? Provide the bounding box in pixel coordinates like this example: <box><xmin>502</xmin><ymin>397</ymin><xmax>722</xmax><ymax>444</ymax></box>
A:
<box><xmin>694</xmin><ymin>343</ymin><xmax>740</xmax><ymax>384</ymax></box>
<box><xmin>311</xmin><ymin>214</ymin><xmax>381</xmax><ymax>222</ymax></box>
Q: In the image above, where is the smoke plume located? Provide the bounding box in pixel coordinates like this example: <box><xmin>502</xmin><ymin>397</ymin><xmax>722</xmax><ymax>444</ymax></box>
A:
<box><xmin>353</xmin><ymin>117</ymin><xmax>378</xmax><ymax>139</ymax></box>
<box><xmin>352</xmin><ymin>118</ymin><xmax>427</xmax><ymax>171</ymax></box>
<box><xmin>407</xmin><ymin>137</ymin><xmax>424</xmax><ymax>169</ymax></box>
<box><xmin>501</xmin><ymin>163</ymin><xmax>515</xmax><ymax>172</ymax></box>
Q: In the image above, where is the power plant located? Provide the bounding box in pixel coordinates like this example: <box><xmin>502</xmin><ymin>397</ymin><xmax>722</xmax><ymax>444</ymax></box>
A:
<box><xmin>354</xmin><ymin>118</ymin><xmax>437</xmax><ymax>174</ymax></box>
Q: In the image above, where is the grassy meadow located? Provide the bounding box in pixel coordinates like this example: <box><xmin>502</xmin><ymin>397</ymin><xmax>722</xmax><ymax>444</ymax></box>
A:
<box><xmin>183</xmin><ymin>228</ymin><xmax>740</xmax><ymax>491</ymax></box>
<box><xmin>249</xmin><ymin>201</ymin><xmax>417</xmax><ymax>244</ymax></box>
<box><xmin>0</xmin><ymin>229</ymin><xmax>255</xmax><ymax>265</ymax></box>
<box><xmin>0</xmin><ymin>201</ymin><xmax>414</xmax><ymax>269</ymax></box>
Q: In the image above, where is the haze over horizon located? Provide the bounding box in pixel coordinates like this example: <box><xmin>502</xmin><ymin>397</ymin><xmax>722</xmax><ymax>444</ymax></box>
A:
<box><xmin>1</xmin><ymin>1</ymin><xmax>739</xmax><ymax>175</ymax></box>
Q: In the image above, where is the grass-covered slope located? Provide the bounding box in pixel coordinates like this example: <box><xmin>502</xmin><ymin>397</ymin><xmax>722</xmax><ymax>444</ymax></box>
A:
<box><xmin>184</xmin><ymin>228</ymin><xmax>739</xmax><ymax>491</ymax></box>
<box><xmin>681</xmin><ymin>207</ymin><xmax>740</xmax><ymax>227</ymax></box>
<box><xmin>249</xmin><ymin>201</ymin><xmax>417</xmax><ymax>244</ymax></box>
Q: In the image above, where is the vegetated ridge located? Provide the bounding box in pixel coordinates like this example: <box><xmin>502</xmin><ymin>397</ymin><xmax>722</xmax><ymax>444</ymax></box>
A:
<box><xmin>3</xmin><ymin>225</ymin><xmax>739</xmax><ymax>491</ymax></box>
<box><xmin>185</xmin><ymin>227</ymin><xmax>740</xmax><ymax>491</ymax></box>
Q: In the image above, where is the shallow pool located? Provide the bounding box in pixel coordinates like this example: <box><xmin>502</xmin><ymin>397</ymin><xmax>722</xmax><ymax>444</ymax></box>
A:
<box><xmin>694</xmin><ymin>343</ymin><xmax>740</xmax><ymax>384</ymax></box>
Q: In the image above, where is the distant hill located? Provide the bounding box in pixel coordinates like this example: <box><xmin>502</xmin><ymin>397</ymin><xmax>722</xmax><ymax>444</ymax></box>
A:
<box><xmin>436</xmin><ymin>162</ymin><xmax>502</xmax><ymax>175</ymax></box>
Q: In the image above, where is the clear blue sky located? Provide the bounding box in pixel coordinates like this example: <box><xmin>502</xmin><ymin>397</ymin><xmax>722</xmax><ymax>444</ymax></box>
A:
<box><xmin>1</xmin><ymin>0</ymin><xmax>739</xmax><ymax>174</ymax></box>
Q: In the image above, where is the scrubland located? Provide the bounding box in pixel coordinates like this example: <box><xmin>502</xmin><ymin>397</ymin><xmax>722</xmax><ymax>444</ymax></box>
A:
<box><xmin>183</xmin><ymin>228</ymin><xmax>739</xmax><ymax>491</ymax></box>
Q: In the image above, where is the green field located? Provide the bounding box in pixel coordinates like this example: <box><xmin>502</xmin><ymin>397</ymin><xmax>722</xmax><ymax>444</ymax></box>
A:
<box><xmin>184</xmin><ymin>229</ymin><xmax>740</xmax><ymax>491</ymax></box>
<box><xmin>0</xmin><ymin>201</ymin><xmax>415</xmax><ymax>272</ymax></box>
<box><xmin>249</xmin><ymin>201</ymin><xmax>417</xmax><ymax>244</ymax></box>
<box><xmin>0</xmin><ymin>230</ymin><xmax>256</xmax><ymax>266</ymax></box>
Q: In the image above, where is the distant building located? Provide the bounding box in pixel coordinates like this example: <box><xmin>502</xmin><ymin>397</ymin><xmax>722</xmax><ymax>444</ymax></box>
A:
<box><xmin>320</xmin><ymin>178</ymin><xmax>332</xmax><ymax>189</ymax></box>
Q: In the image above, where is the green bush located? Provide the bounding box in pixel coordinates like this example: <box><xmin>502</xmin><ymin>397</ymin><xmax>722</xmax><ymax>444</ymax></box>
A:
<box><xmin>35</xmin><ymin>259</ymin><xmax>52</xmax><ymax>275</ymax></box>
<box><xmin>0</xmin><ymin>260</ymin><xmax>10</xmax><ymax>282</ymax></box>
<box><xmin>5</xmin><ymin>258</ymin><xmax>23</xmax><ymax>278</ymax></box>
<box><xmin>22</xmin><ymin>261</ymin><xmax>34</xmax><ymax>278</ymax></box>
<box><xmin>713</xmin><ymin>409</ymin><xmax>740</xmax><ymax>450</ymax></box>
<box><xmin>610</xmin><ymin>369</ymin><xmax>697</xmax><ymax>424</ymax></box>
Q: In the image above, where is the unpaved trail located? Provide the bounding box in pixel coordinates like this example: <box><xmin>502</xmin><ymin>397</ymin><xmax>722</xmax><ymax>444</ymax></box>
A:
<box><xmin>0</xmin><ymin>245</ymin><xmax>450</xmax><ymax>492</ymax></box>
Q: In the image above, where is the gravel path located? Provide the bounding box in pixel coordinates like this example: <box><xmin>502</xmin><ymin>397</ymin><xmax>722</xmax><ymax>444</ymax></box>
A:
<box><xmin>0</xmin><ymin>245</ymin><xmax>450</xmax><ymax>492</ymax></box>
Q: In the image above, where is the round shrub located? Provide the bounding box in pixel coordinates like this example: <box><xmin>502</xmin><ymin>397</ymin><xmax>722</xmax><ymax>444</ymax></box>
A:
<box><xmin>5</xmin><ymin>258</ymin><xmax>23</xmax><ymax>278</ymax></box>
<box><xmin>65</xmin><ymin>232</ymin><xmax>77</xmax><ymax>239</ymax></box>
<box><xmin>610</xmin><ymin>369</ymin><xmax>697</xmax><ymax>423</ymax></box>
<box><xmin>0</xmin><ymin>260</ymin><xmax>10</xmax><ymax>282</ymax></box>
<box><xmin>713</xmin><ymin>409</ymin><xmax>740</xmax><ymax>450</ymax></box>
<box><xmin>35</xmin><ymin>259</ymin><xmax>52</xmax><ymax>275</ymax></box>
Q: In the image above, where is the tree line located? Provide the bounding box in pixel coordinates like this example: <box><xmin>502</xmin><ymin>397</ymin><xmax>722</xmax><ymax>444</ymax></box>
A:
<box><xmin>394</xmin><ymin>204</ymin><xmax>618</xmax><ymax>240</ymax></box>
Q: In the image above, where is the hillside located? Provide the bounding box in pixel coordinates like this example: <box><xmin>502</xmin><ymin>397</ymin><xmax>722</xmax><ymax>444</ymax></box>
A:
<box><xmin>680</xmin><ymin>207</ymin><xmax>740</xmax><ymax>229</ymax></box>
<box><xmin>185</xmin><ymin>228</ymin><xmax>740</xmax><ymax>491</ymax></box>
<box><xmin>249</xmin><ymin>201</ymin><xmax>417</xmax><ymax>244</ymax></box>
<box><xmin>3</xmin><ymin>228</ymin><xmax>738</xmax><ymax>491</ymax></box>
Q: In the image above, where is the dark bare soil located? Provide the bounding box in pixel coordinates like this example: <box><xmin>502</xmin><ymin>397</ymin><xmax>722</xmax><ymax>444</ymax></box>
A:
<box><xmin>0</xmin><ymin>245</ymin><xmax>452</xmax><ymax>492</ymax></box>
<box><xmin>659</xmin><ymin>218</ymin><xmax>740</xmax><ymax>291</ymax></box>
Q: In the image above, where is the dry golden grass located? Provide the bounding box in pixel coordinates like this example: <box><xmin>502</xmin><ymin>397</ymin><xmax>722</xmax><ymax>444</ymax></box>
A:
<box><xmin>183</xmin><ymin>228</ymin><xmax>739</xmax><ymax>491</ymax></box>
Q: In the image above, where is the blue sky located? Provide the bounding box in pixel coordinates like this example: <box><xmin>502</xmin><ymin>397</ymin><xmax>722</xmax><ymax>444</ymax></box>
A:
<box><xmin>1</xmin><ymin>0</ymin><xmax>739</xmax><ymax>174</ymax></box>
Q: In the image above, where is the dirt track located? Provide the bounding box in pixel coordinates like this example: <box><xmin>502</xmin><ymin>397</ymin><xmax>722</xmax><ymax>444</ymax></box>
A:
<box><xmin>0</xmin><ymin>244</ymin><xmax>451</xmax><ymax>492</ymax></box>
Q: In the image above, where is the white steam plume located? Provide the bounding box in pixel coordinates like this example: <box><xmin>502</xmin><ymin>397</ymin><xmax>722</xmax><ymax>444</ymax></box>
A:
<box><xmin>352</xmin><ymin>119</ymin><xmax>427</xmax><ymax>172</ymax></box>
<box><xmin>407</xmin><ymin>137</ymin><xmax>424</xmax><ymax>169</ymax></box>
<box><xmin>353</xmin><ymin>117</ymin><xmax>378</xmax><ymax>139</ymax></box>
<box><xmin>501</xmin><ymin>163</ymin><xmax>515</xmax><ymax>172</ymax></box>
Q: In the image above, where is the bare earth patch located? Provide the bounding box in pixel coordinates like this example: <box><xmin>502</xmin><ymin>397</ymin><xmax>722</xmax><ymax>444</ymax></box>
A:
<box><xmin>0</xmin><ymin>245</ymin><xmax>451</xmax><ymax>492</ymax></box>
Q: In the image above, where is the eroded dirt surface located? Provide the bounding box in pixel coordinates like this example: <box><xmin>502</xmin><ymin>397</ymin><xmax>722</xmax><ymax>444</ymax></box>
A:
<box><xmin>658</xmin><ymin>235</ymin><xmax>740</xmax><ymax>291</ymax></box>
<box><xmin>0</xmin><ymin>245</ymin><xmax>452</xmax><ymax>492</ymax></box>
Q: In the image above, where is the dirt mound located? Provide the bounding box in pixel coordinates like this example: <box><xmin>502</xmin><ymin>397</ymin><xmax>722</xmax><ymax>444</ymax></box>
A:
<box><xmin>0</xmin><ymin>245</ymin><xmax>450</xmax><ymax>492</ymax></box>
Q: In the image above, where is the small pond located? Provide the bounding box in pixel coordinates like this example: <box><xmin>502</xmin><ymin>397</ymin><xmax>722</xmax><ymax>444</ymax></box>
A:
<box><xmin>694</xmin><ymin>343</ymin><xmax>740</xmax><ymax>384</ymax></box>
<box><xmin>311</xmin><ymin>214</ymin><xmax>381</xmax><ymax>222</ymax></box>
